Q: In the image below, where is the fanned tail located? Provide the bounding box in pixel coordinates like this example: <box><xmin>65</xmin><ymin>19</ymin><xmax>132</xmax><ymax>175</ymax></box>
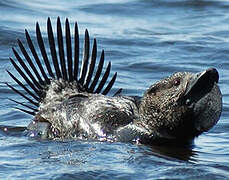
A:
<box><xmin>6</xmin><ymin>17</ymin><xmax>121</xmax><ymax>116</ymax></box>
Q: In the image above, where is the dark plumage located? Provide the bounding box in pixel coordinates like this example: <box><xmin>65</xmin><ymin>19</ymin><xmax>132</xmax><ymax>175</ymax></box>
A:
<box><xmin>6</xmin><ymin>18</ymin><xmax>222</xmax><ymax>144</ymax></box>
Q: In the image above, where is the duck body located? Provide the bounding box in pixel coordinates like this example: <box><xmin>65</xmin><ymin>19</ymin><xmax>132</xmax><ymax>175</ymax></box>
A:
<box><xmin>28</xmin><ymin>70</ymin><xmax>222</xmax><ymax>144</ymax></box>
<box><xmin>29</xmin><ymin>81</ymin><xmax>139</xmax><ymax>141</ymax></box>
<box><xmin>6</xmin><ymin>18</ymin><xmax>222</xmax><ymax>144</ymax></box>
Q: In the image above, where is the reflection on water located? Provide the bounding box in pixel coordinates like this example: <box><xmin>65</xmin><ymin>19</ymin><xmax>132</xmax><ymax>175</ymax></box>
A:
<box><xmin>148</xmin><ymin>144</ymin><xmax>198</xmax><ymax>162</ymax></box>
<box><xmin>0</xmin><ymin>0</ymin><xmax>229</xmax><ymax>179</ymax></box>
<box><xmin>0</xmin><ymin>124</ymin><xmax>198</xmax><ymax>162</ymax></box>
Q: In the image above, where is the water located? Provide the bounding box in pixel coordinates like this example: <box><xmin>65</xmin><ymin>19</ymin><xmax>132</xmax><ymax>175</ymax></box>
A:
<box><xmin>0</xmin><ymin>0</ymin><xmax>229</xmax><ymax>179</ymax></box>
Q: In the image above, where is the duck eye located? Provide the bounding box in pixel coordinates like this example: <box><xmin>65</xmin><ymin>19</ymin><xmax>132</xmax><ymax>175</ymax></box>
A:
<box><xmin>174</xmin><ymin>79</ymin><xmax>180</xmax><ymax>86</ymax></box>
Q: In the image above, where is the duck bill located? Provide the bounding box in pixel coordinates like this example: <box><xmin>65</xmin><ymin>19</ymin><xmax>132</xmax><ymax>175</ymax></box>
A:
<box><xmin>184</xmin><ymin>68</ymin><xmax>219</xmax><ymax>99</ymax></box>
<box><xmin>183</xmin><ymin>68</ymin><xmax>222</xmax><ymax>134</ymax></box>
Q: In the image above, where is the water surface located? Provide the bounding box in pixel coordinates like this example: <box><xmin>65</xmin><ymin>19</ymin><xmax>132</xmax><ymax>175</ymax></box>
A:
<box><xmin>0</xmin><ymin>0</ymin><xmax>229</xmax><ymax>179</ymax></box>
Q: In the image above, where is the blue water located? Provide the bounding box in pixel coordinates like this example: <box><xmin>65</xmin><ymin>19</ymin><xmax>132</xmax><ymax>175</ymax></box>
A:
<box><xmin>0</xmin><ymin>0</ymin><xmax>229</xmax><ymax>179</ymax></box>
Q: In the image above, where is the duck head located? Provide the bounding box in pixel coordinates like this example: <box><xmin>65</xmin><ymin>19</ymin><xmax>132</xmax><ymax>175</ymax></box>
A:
<box><xmin>139</xmin><ymin>68</ymin><xmax>222</xmax><ymax>142</ymax></box>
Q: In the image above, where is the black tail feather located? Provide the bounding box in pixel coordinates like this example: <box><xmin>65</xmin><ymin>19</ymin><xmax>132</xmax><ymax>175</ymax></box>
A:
<box><xmin>9</xmin><ymin>99</ymin><xmax>38</xmax><ymax>112</ymax></box>
<box><xmin>26</xmin><ymin>28</ymin><xmax>50</xmax><ymax>83</ymax></box>
<box><xmin>9</xmin><ymin>58</ymin><xmax>41</xmax><ymax>96</ymax></box>
<box><xmin>7</xmin><ymin>71</ymin><xmax>39</xmax><ymax>101</ymax></box>
<box><xmin>57</xmin><ymin>17</ymin><xmax>68</xmax><ymax>81</ymax></box>
<box><xmin>85</xmin><ymin>38</ymin><xmax>97</xmax><ymax>88</ymax></box>
<box><xmin>95</xmin><ymin>62</ymin><xmax>111</xmax><ymax>93</ymax></box>
<box><xmin>65</xmin><ymin>18</ymin><xmax>73</xmax><ymax>81</ymax></box>
<box><xmin>102</xmin><ymin>72</ymin><xmax>117</xmax><ymax>95</ymax></box>
<box><xmin>17</xmin><ymin>39</ymin><xmax>44</xmax><ymax>84</ymax></box>
<box><xmin>14</xmin><ymin>107</ymin><xmax>36</xmax><ymax>116</ymax></box>
<box><xmin>79</xmin><ymin>29</ymin><xmax>90</xmax><ymax>84</ymax></box>
<box><xmin>12</xmin><ymin>47</ymin><xmax>42</xmax><ymax>90</ymax></box>
<box><xmin>7</xmin><ymin>17</ymin><xmax>119</xmax><ymax>116</ymax></box>
<box><xmin>6</xmin><ymin>83</ymin><xmax>39</xmax><ymax>107</ymax></box>
<box><xmin>88</xmin><ymin>50</ymin><xmax>105</xmax><ymax>92</ymax></box>
<box><xmin>35</xmin><ymin>23</ymin><xmax>55</xmax><ymax>79</ymax></box>
<box><xmin>73</xmin><ymin>21</ymin><xmax>79</xmax><ymax>81</ymax></box>
<box><xmin>47</xmin><ymin>17</ymin><xmax>62</xmax><ymax>79</ymax></box>
<box><xmin>113</xmin><ymin>88</ymin><xmax>123</xmax><ymax>97</ymax></box>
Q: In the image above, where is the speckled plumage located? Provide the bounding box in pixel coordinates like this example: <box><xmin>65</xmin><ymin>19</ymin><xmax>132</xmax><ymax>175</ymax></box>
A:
<box><xmin>7</xmin><ymin>18</ymin><xmax>222</xmax><ymax>144</ymax></box>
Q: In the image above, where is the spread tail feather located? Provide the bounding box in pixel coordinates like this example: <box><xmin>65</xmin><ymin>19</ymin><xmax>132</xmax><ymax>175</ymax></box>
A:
<box><xmin>6</xmin><ymin>17</ymin><xmax>122</xmax><ymax>115</ymax></box>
